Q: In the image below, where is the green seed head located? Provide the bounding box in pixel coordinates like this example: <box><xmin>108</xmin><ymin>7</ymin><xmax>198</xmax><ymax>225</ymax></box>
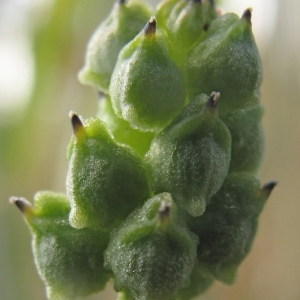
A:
<box><xmin>109</xmin><ymin>17</ymin><xmax>186</xmax><ymax>132</ymax></box>
<box><xmin>223</xmin><ymin>104</ymin><xmax>265</xmax><ymax>173</ymax></box>
<box><xmin>67</xmin><ymin>113</ymin><xmax>152</xmax><ymax>230</ymax></box>
<box><xmin>185</xmin><ymin>9</ymin><xmax>262</xmax><ymax>115</ymax></box>
<box><xmin>157</xmin><ymin>0</ymin><xmax>215</xmax><ymax>66</ymax></box>
<box><xmin>78</xmin><ymin>0</ymin><xmax>152</xmax><ymax>93</ymax></box>
<box><xmin>11</xmin><ymin>192</ymin><xmax>111</xmax><ymax>299</ymax></box>
<box><xmin>104</xmin><ymin>193</ymin><xmax>198</xmax><ymax>300</ymax></box>
<box><xmin>187</xmin><ymin>173</ymin><xmax>276</xmax><ymax>284</ymax></box>
<box><xmin>12</xmin><ymin>1</ymin><xmax>275</xmax><ymax>299</ymax></box>
<box><xmin>145</xmin><ymin>93</ymin><xmax>231</xmax><ymax>217</ymax></box>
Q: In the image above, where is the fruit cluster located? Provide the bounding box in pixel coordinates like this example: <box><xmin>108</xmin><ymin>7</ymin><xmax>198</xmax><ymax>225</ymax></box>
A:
<box><xmin>12</xmin><ymin>1</ymin><xmax>276</xmax><ymax>299</ymax></box>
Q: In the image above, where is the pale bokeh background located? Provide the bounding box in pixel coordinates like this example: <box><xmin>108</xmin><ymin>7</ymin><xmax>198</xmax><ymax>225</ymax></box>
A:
<box><xmin>1</xmin><ymin>0</ymin><xmax>299</xmax><ymax>299</ymax></box>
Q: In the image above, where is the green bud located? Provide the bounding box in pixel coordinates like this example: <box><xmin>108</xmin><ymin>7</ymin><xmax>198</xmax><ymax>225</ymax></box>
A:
<box><xmin>109</xmin><ymin>17</ymin><xmax>185</xmax><ymax>132</ymax></box>
<box><xmin>98</xmin><ymin>96</ymin><xmax>155</xmax><ymax>157</ymax></box>
<box><xmin>104</xmin><ymin>193</ymin><xmax>198</xmax><ymax>300</ymax></box>
<box><xmin>223</xmin><ymin>104</ymin><xmax>264</xmax><ymax>173</ymax></box>
<box><xmin>78</xmin><ymin>0</ymin><xmax>152</xmax><ymax>93</ymax></box>
<box><xmin>11</xmin><ymin>1</ymin><xmax>274</xmax><ymax>298</ymax></box>
<box><xmin>157</xmin><ymin>0</ymin><xmax>217</xmax><ymax>66</ymax></box>
<box><xmin>10</xmin><ymin>192</ymin><xmax>110</xmax><ymax>300</ymax></box>
<box><xmin>187</xmin><ymin>173</ymin><xmax>277</xmax><ymax>284</ymax></box>
<box><xmin>156</xmin><ymin>0</ymin><xmax>217</xmax><ymax>30</ymax></box>
<box><xmin>145</xmin><ymin>93</ymin><xmax>231</xmax><ymax>217</ymax></box>
<box><xmin>67</xmin><ymin>113</ymin><xmax>151</xmax><ymax>229</ymax></box>
<box><xmin>185</xmin><ymin>9</ymin><xmax>262</xmax><ymax>115</ymax></box>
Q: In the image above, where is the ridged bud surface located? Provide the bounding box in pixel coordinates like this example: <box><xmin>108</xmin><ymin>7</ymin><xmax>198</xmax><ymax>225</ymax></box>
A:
<box><xmin>185</xmin><ymin>11</ymin><xmax>262</xmax><ymax>115</ymax></box>
<box><xmin>67</xmin><ymin>114</ymin><xmax>151</xmax><ymax>229</ymax></box>
<box><xmin>79</xmin><ymin>0</ymin><xmax>152</xmax><ymax>93</ymax></box>
<box><xmin>11</xmin><ymin>192</ymin><xmax>110</xmax><ymax>300</ymax></box>
<box><xmin>145</xmin><ymin>93</ymin><xmax>231</xmax><ymax>216</ymax></box>
<box><xmin>104</xmin><ymin>193</ymin><xmax>198</xmax><ymax>300</ymax></box>
<box><xmin>110</xmin><ymin>18</ymin><xmax>185</xmax><ymax>132</ymax></box>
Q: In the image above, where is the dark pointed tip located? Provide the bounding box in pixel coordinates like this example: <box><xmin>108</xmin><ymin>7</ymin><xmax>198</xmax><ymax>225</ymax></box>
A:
<box><xmin>203</xmin><ymin>23</ymin><xmax>210</xmax><ymax>31</ymax></box>
<box><xmin>208</xmin><ymin>0</ymin><xmax>215</xmax><ymax>6</ymax></box>
<box><xmin>205</xmin><ymin>91</ymin><xmax>220</xmax><ymax>111</ymax></box>
<box><xmin>144</xmin><ymin>17</ymin><xmax>156</xmax><ymax>36</ymax></box>
<box><xmin>158</xmin><ymin>201</ymin><xmax>171</xmax><ymax>222</ymax></box>
<box><xmin>10</xmin><ymin>197</ymin><xmax>32</xmax><ymax>214</ymax></box>
<box><xmin>242</xmin><ymin>8</ymin><xmax>252</xmax><ymax>23</ymax></box>
<box><xmin>191</xmin><ymin>0</ymin><xmax>202</xmax><ymax>3</ymax></box>
<box><xmin>261</xmin><ymin>181</ymin><xmax>278</xmax><ymax>198</ymax></box>
<box><xmin>118</xmin><ymin>0</ymin><xmax>126</xmax><ymax>5</ymax></box>
<box><xmin>69</xmin><ymin>112</ymin><xmax>84</xmax><ymax>134</ymax></box>
<box><xmin>97</xmin><ymin>91</ymin><xmax>105</xmax><ymax>100</ymax></box>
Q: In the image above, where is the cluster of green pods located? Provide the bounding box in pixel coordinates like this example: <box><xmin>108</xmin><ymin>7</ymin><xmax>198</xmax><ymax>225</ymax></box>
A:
<box><xmin>12</xmin><ymin>0</ymin><xmax>276</xmax><ymax>299</ymax></box>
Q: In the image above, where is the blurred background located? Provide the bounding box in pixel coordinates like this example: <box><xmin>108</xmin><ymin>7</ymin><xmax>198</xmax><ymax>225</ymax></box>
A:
<box><xmin>0</xmin><ymin>0</ymin><xmax>299</xmax><ymax>299</ymax></box>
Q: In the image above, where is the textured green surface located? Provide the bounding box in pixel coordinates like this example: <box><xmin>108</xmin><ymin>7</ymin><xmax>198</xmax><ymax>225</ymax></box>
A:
<box><xmin>67</xmin><ymin>115</ymin><xmax>152</xmax><ymax>229</ymax></box>
<box><xmin>79</xmin><ymin>0</ymin><xmax>151</xmax><ymax>93</ymax></box>
<box><xmin>104</xmin><ymin>193</ymin><xmax>198</xmax><ymax>300</ymax></box>
<box><xmin>8</xmin><ymin>0</ymin><xmax>277</xmax><ymax>299</ymax></box>
<box><xmin>98</xmin><ymin>96</ymin><xmax>155</xmax><ymax>157</ymax></box>
<box><xmin>16</xmin><ymin>192</ymin><xmax>111</xmax><ymax>300</ymax></box>
<box><xmin>187</xmin><ymin>172</ymin><xmax>271</xmax><ymax>285</ymax></box>
<box><xmin>223</xmin><ymin>105</ymin><xmax>264</xmax><ymax>173</ymax></box>
<box><xmin>185</xmin><ymin>12</ymin><xmax>262</xmax><ymax>115</ymax></box>
<box><xmin>145</xmin><ymin>94</ymin><xmax>231</xmax><ymax>216</ymax></box>
<box><xmin>110</xmin><ymin>18</ymin><xmax>185</xmax><ymax>131</ymax></box>
<box><xmin>157</xmin><ymin>0</ymin><xmax>217</xmax><ymax>66</ymax></box>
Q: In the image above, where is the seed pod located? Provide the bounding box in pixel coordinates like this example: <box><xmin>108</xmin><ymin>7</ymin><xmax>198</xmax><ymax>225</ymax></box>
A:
<box><xmin>223</xmin><ymin>104</ymin><xmax>264</xmax><ymax>173</ymax></box>
<box><xmin>78</xmin><ymin>0</ymin><xmax>151</xmax><ymax>93</ymax></box>
<box><xmin>104</xmin><ymin>193</ymin><xmax>198</xmax><ymax>300</ymax></box>
<box><xmin>187</xmin><ymin>173</ymin><xmax>277</xmax><ymax>284</ymax></box>
<box><xmin>145</xmin><ymin>93</ymin><xmax>231</xmax><ymax>217</ymax></box>
<box><xmin>10</xmin><ymin>192</ymin><xmax>111</xmax><ymax>300</ymax></box>
<box><xmin>185</xmin><ymin>9</ymin><xmax>262</xmax><ymax>115</ymax></box>
<box><xmin>156</xmin><ymin>0</ymin><xmax>217</xmax><ymax>30</ymax></box>
<box><xmin>98</xmin><ymin>96</ymin><xmax>155</xmax><ymax>157</ymax></box>
<box><xmin>157</xmin><ymin>0</ymin><xmax>218</xmax><ymax>66</ymax></box>
<box><xmin>67</xmin><ymin>113</ymin><xmax>152</xmax><ymax>230</ymax></box>
<box><xmin>109</xmin><ymin>17</ymin><xmax>185</xmax><ymax>132</ymax></box>
<box><xmin>159</xmin><ymin>0</ymin><xmax>205</xmax><ymax>58</ymax></box>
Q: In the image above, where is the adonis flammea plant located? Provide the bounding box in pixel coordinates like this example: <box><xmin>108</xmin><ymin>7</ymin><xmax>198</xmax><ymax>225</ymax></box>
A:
<box><xmin>11</xmin><ymin>1</ymin><xmax>276</xmax><ymax>299</ymax></box>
